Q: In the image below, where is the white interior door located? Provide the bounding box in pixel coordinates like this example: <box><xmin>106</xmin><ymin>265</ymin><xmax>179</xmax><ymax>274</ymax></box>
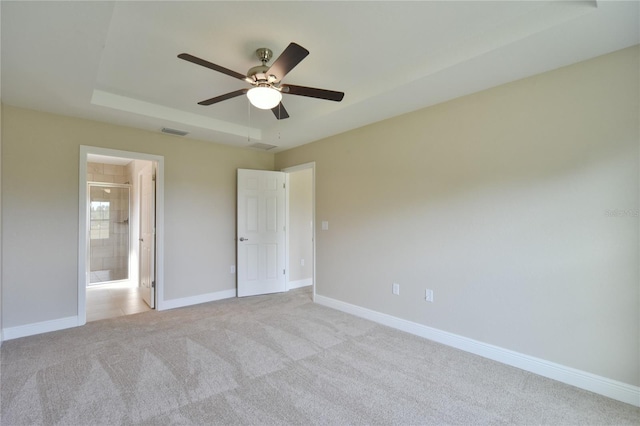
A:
<box><xmin>139</xmin><ymin>163</ymin><xmax>155</xmax><ymax>308</ymax></box>
<box><xmin>237</xmin><ymin>169</ymin><xmax>286</xmax><ymax>297</ymax></box>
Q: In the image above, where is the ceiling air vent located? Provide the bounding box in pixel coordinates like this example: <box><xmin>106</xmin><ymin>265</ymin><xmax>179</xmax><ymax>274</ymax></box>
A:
<box><xmin>161</xmin><ymin>127</ymin><xmax>189</xmax><ymax>136</ymax></box>
<box><xmin>248</xmin><ymin>142</ymin><xmax>277</xmax><ymax>151</ymax></box>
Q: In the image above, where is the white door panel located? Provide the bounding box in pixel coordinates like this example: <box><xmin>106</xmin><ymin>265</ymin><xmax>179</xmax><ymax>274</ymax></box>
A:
<box><xmin>237</xmin><ymin>169</ymin><xmax>286</xmax><ymax>297</ymax></box>
<box><xmin>139</xmin><ymin>163</ymin><xmax>155</xmax><ymax>308</ymax></box>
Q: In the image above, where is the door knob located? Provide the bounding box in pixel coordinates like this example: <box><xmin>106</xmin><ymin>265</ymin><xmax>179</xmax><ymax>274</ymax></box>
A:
<box><xmin>239</xmin><ymin>237</ymin><xmax>248</xmax><ymax>242</ymax></box>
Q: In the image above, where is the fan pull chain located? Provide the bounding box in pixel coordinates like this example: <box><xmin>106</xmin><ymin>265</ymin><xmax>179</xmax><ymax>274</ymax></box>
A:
<box><xmin>247</xmin><ymin>99</ymin><xmax>251</xmax><ymax>142</ymax></box>
<box><xmin>277</xmin><ymin>104</ymin><xmax>282</xmax><ymax>141</ymax></box>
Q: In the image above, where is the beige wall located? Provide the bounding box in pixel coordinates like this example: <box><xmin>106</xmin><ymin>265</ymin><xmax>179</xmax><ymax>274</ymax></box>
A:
<box><xmin>275</xmin><ymin>46</ymin><xmax>640</xmax><ymax>386</ymax></box>
<box><xmin>288</xmin><ymin>168</ymin><xmax>313</xmax><ymax>283</ymax></box>
<box><xmin>1</xmin><ymin>106</ymin><xmax>273</xmax><ymax>327</ymax></box>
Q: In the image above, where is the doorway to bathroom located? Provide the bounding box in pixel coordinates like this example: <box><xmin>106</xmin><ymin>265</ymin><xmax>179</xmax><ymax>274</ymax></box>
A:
<box><xmin>78</xmin><ymin>146</ymin><xmax>165</xmax><ymax>325</ymax></box>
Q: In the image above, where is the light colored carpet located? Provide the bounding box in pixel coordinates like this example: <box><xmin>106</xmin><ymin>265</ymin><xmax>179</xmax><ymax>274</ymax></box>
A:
<box><xmin>1</xmin><ymin>287</ymin><xmax>638</xmax><ymax>425</ymax></box>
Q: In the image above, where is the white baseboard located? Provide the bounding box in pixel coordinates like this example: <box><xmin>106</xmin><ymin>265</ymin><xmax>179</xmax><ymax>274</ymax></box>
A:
<box><xmin>315</xmin><ymin>294</ymin><xmax>640</xmax><ymax>407</ymax></box>
<box><xmin>288</xmin><ymin>278</ymin><xmax>312</xmax><ymax>290</ymax></box>
<box><xmin>159</xmin><ymin>288</ymin><xmax>236</xmax><ymax>311</ymax></box>
<box><xmin>2</xmin><ymin>316</ymin><xmax>79</xmax><ymax>341</ymax></box>
<box><xmin>1</xmin><ymin>288</ymin><xmax>237</xmax><ymax>340</ymax></box>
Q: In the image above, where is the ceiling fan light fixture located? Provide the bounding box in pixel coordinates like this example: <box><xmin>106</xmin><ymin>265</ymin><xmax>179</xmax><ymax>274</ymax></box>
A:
<box><xmin>247</xmin><ymin>86</ymin><xmax>282</xmax><ymax>110</ymax></box>
<box><xmin>179</xmin><ymin>42</ymin><xmax>343</xmax><ymax>120</ymax></box>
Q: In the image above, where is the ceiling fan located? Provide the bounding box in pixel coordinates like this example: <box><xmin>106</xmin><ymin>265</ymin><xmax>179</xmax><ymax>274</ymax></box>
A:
<box><xmin>178</xmin><ymin>42</ymin><xmax>344</xmax><ymax>120</ymax></box>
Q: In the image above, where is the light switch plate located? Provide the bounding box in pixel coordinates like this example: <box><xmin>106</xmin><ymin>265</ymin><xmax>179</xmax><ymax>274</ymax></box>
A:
<box><xmin>425</xmin><ymin>289</ymin><xmax>433</xmax><ymax>302</ymax></box>
<box><xmin>321</xmin><ymin>221</ymin><xmax>329</xmax><ymax>230</ymax></box>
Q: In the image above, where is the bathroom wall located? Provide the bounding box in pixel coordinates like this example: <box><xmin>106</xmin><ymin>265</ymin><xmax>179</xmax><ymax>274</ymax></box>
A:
<box><xmin>87</xmin><ymin>162</ymin><xmax>131</xmax><ymax>184</ymax></box>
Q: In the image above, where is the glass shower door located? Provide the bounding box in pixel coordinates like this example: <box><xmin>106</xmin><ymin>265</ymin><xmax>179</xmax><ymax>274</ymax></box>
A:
<box><xmin>89</xmin><ymin>184</ymin><xmax>130</xmax><ymax>284</ymax></box>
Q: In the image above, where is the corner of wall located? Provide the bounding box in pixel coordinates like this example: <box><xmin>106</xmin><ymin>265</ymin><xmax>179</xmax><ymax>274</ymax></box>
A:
<box><xmin>1</xmin><ymin>8</ymin><xmax>4</xmax><ymax>345</ymax></box>
<box><xmin>1</xmin><ymin>99</ymin><xmax>4</xmax><ymax>346</ymax></box>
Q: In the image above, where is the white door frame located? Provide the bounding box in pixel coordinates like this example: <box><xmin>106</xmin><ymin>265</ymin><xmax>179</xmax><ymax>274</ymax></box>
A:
<box><xmin>78</xmin><ymin>146</ymin><xmax>165</xmax><ymax>325</ymax></box>
<box><xmin>282</xmin><ymin>162</ymin><xmax>316</xmax><ymax>301</ymax></box>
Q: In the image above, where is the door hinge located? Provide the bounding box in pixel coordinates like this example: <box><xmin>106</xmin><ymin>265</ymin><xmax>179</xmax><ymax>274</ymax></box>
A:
<box><xmin>152</xmin><ymin>174</ymin><xmax>156</xmax><ymax>182</ymax></box>
<box><xmin>283</xmin><ymin>269</ymin><xmax>286</xmax><ymax>275</ymax></box>
<box><xmin>152</xmin><ymin>280</ymin><xmax>156</xmax><ymax>288</ymax></box>
<box><xmin>283</xmin><ymin>182</ymin><xmax>286</xmax><ymax>189</ymax></box>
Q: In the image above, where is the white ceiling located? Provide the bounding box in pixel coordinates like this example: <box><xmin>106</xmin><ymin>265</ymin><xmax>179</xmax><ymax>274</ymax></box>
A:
<box><xmin>1</xmin><ymin>1</ymin><xmax>638</xmax><ymax>153</ymax></box>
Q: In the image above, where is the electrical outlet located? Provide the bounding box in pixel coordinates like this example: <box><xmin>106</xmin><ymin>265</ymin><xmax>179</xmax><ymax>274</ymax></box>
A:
<box><xmin>425</xmin><ymin>289</ymin><xmax>433</xmax><ymax>302</ymax></box>
<box><xmin>230</xmin><ymin>265</ymin><xmax>236</xmax><ymax>274</ymax></box>
<box><xmin>300</xmin><ymin>259</ymin><xmax>305</xmax><ymax>266</ymax></box>
<box><xmin>392</xmin><ymin>283</ymin><xmax>400</xmax><ymax>295</ymax></box>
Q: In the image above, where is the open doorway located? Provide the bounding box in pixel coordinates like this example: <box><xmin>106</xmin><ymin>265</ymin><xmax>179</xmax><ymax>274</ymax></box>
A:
<box><xmin>284</xmin><ymin>163</ymin><xmax>315</xmax><ymax>297</ymax></box>
<box><xmin>78</xmin><ymin>146</ymin><xmax>164</xmax><ymax>324</ymax></box>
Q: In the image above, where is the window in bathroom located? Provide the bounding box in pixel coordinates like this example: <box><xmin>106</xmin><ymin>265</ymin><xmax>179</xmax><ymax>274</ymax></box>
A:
<box><xmin>90</xmin><ymin>201</ymin><xmax>110</xmax><ymax>240</ymax></box>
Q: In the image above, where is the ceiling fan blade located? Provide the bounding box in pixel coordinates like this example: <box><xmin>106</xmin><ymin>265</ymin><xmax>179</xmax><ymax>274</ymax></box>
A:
<box><xmin>271</xmin><ymin>102</ymin><xmax>290</xmax><ymax>120</ymax></box>
<box><xmin>178</xmin><ymin>53</ymin><xmax>247</xmax><ymax>81</ymax></box>
<box><xmin>198</xmin><ymin>89</ymin><xmax>248</xmax><ymax>106</ymax></box>
<box><xmin>281</xmin><ymin>84</ymin><xmax>344</xmax><ymax>102</ymax></box>
<box><xmin>267</xmin><ymin>43</ymin><xmax>309</xmax><ymax>81</ymax></box>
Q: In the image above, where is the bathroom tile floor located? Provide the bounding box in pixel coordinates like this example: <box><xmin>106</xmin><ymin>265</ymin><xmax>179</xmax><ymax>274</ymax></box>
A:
<box><xmin>86</xmin><ymin>281</ymin><xmax>152</xmax><ymax>322</ymax></box>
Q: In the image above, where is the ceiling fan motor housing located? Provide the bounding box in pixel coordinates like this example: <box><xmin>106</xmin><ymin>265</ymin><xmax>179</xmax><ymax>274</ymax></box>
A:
<box><xmin>247</xmin><ymin>64</ymin><xmax>276</xmax><ymax>85</ymax></box>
